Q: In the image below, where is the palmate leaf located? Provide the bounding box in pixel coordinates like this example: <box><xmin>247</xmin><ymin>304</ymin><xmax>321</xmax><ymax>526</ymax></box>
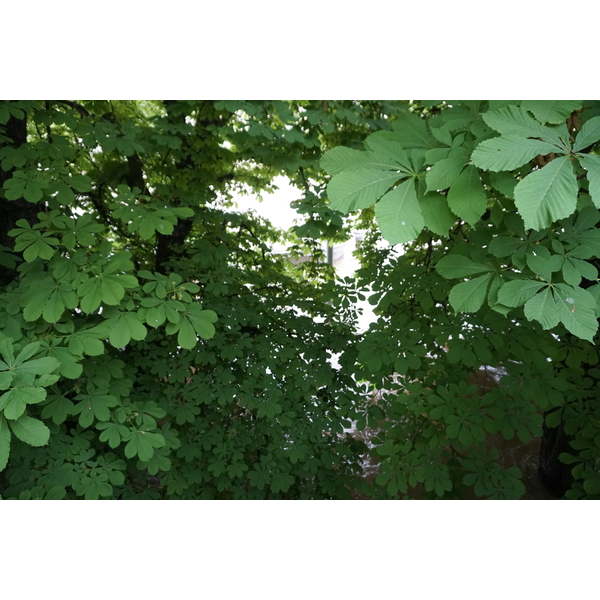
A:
<box><xmin>13</xmin><ymin>341</ymin><xmax>41</xmax><ymax>365</ymax></box>
<box><xmin>486</xmin><ymin>273</ymin><xmax>512</xmax><ymax>315</ymax></box>
<box><xmin>270</xmin><ymin>473</ymin><xmax>294</xmax><ymax>494</ymax></box>
<box><xmin>471</xmin><ymin>135</ymin><xmax>559</xmax><ymax>172</ymax></box>
<box><xmin>391</xmin><ymin>113</ymin><xmax>435</xmax><ymax>149</ymax></box>
<box><xmin>1</xmin><ymin>389</ymin><xmax>27</xmax><ymax>420</ymax></box>
<box><xmin>497</xmin><ymin>280</ymin><xmax>546</xmax><ymax>307</ymax></box>
<box><xmin>0</xmin><ymin>387</ymin><xmax>46</xmax><ymax>420</ymax></box>
<box><xmin>257</xmin><ymin>398</ymin><xmax>283</xmax><ymax>419</ymax></box>
<box><xmin>573</xmin><ymin>117</ymin><xmax>600</xmax><ymax>152</ymax></box>
<box><xmin>67</xmin><ymin>174</ymin><xmax>93</xmax><ymax>192</ymax></box>
<box><xmin>20</xmin><ymin>276</ymin><xmax>56</xmax><ymax>321</ymax></box>
<box><xmin>146</xmin><ymin>304</ymin><xmax>167</xmax><ymax>327</ymax></box>
<box><xmin>562</xmin><ymin>258</ymin><xmax>582</xmax><ymax>286</ymax></box>
<box><xmin>79</xmin><ymin>276</ymin><xmax>125</xmax><ymax>312</ymax></box>
<box><xmin>178</xmin><ymin>312</ymin><xmax>217</xmax><ymax>348</ymax></box>
<box><xmin>521</xmin><ymin>100</ymin><xmax>582</xmax><ymax>125</ymax></box>
<box><xmin>577</xmin><ymin>154</ymin><xmax>600</xmax><ymax>209</ymax></box>
<box><xmin>489</xmin><ymin>172</ymin><xmax>517</xmax><ymax>198</ymax></box>
<box><xmin>374</xmin><ymin>179</ymin><xmax>424</xmax><ymax>245</ymax></box>
<box><xmin>571</xmin><ymin>227</ymin><xmax>600</xmax><ymax>256</ymax></box>
<box><xmin>75</xmin><ymin>475</ymin><xmax>114</xmax><ymax>500</ymax></box>
<box><xmin>130</xmin><ymin>212</ymin><xmax>175</xmax><ymax>239</ymax></box>
<box><xmin>483</xmin><ymin>105</ymin><xmax>546</xmax><ymax>137</ymax></box>
<box><xmin>12</xmin><ymin>356</ymin><xmax>60</xmax><ymax>376</ymax></box>
<box><xmin>488</xmin><ymin>236</ymin><xmax>526</xmax><ymax>257</ymax></box>
<box><xmin>41</xmin><ymin>395</ymin><xmax>75</xmax><ymax>425</ymax></box>
<box><xmin>9</xmin><ymin>414</ymin><xmax>50</xmax><ymax>447</ymax></box>
<box><xmin>24</xmin><ymin>237</ymin><xmax>58</xmax><ymax>262</ymax></box>
<box><xmin>419</xmin><ymin>192</ymin><xmax>456</xmax><ymax>236</ymax></box>
<box><xmin>321</xmin><ymin>146</ymin><xmax>409</xmax><ymax>176</ymax></box>
<box><xmin>448</xmin><ymin>273</ymin><xmax>493</xmax><ymax>312</ymax></box>
<box><xmin>138</xmin><ymin>450</ymin><xmax>172</xmax><ymax>476</ymax></box>
<box><xmin>61</xmin><ymin>213</ymin><xmax>103</xmax><ymax>249</ymax></box>
<box><xmin>177</xmin><ymin>318</ymin><xmax>197</xmax><ymax>350</ymax></box>
<box><xmin>514</xmin><ymin>156</ymin><xmax>578</xmax><ymax>230</ymax></box>
<box><xmin>43</xmin><ymin>286</ymin><xmax>78</xmax><ymax>323</ymax></box>
<box><xmin>45</xmin><ymin>346</ymin><xmax>83</xmax><ymax>379</ymax></box>
<box><xmin>447</xmin><ymin>166</ymin><xmax>487</xmax><ymax>227</ymax></box>
<box><xmin>425</xmin><ymin>149</ymin><xmax>468</xmax><ymax>192</ymax></box>
<box><xmin>72</xmin><ymin>390</ymin><xmax>119</xmax><ymax>428</ymax></box>
<box><xmin>566</xmin><ymin>256</ymin><xmax>598</xmax><ymax>283</ymax></box>
<box><xmin>327</xmin><ymin>169</ymin><xmax>402</xmax><ymax>213</ymax></box>
<box><xmin>0</xmin><ymin>415</ymin><xmax>10</xmax><ymax>471</ymax></box>
<box><xmin>363</xmin><ymin>133</ymin><xmax>413</xmax><ymax>172</ymax></box>
<box><xmin>124</xmin><ymin>429</ymin><xmax>165</xmax><ymax>462</ymax></box>
<box><xmin>523</xmin><ymin>287</ymin><xmax>559</xmax><ymax>330</ymax></box>
<box><xmin>12</xmin><ymin>228</ymin><xmax>59</xmax><ymax>262</ymax></box>
<box><xmin>184</xmin><ymin>305</ymin><xmax>217</xmax><ymax>340</ymax></box>
<box><xmin>4</xmin><ymin>171</ymin><xmax>49</xmax><ymax>203</ymax></box>
<box><xmin>106</xmin><ymin>312</ymin><xmax>148</xmax><ymax>348</ymax></box>
<box><xmin>553</xmin><ymin>284</ymin><xmax>598</xmax><ymax>342</ymax></box>
<box><xmin>173</xmin><ymin>403</ymin><xmax>200</xmax><ymax>425</ymax></box>
<box><xmin>526</xmin><ymin>251</ymin><xmax>561</xmax><ymax>282</ymax></box>
<box><xmin>20</xmin><ymin>278</ymin><xmax>78</xmax><ymax>323</ymax></box>
<box><xmin>96</xmin><ymin>421</ymin><xmax>130</xmax><ymax>448</ymax></box>
<box><xmin>68</xmin><ymin>332</ymin><xmax>104</xmax><ymax>357</ymax></box>
<box><xmin>436</xmin><ymin>255</ymin><xmax>494</xmax><ymax>279</ymax></box>
<box><xmin>0</xmin><ymin>372</ymin><xmax>12</xmax><ymax>390</ymax></box>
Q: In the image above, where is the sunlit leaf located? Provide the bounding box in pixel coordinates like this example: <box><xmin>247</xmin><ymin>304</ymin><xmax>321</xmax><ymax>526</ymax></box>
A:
<box><xmin>447</xmin><ymin>166</ymin><xmax>487</xmax><ymax>226</ymax></box>
<box><xmin>448</xmin><ymin>273</ymin><xmax>493</xmax><ymax>312</ymax></box>
<box><xmin>523</xmin><ymin>287</ymin><xmax>559</xmax><ymax>330</ymax></box>
<box><xmin>514</xmin><ymin>156</ymin><xmax>578</xmax><ymax>230</ymax></box>
<box><xmin>436</xmin><ymin>255</ymin><xmax>494</xmax><ymax>279</ymax></box>
<box><xmin>374</xmin><ymin>179</ymin><xmax>424</xmax><ymax>245</ymax></box>
<box><xmin>521</xmin><ymin>100</ymin><xmax>582</xmax><ymax>125</ymax></box>
<box><xmin>497</xmin><ymin>280</ymin><xmax>546</xmax><ymax>307</ymax></box>
<box><xmin>327</xmin><ymin>169</ymin><xmax>402</xmax><ymax>213</ymax></box>
<box><xmin>577</xmin><ymin>154</ymin><xmax>600</xmax><ymax>209</ymax></box>
<box><xmin>9</xmin><ymin>415</ymin><xmax>50</xmax><ymax>446</ymax></box>
<box><xmin>471</xmin><ymin>135</ymin><xmax>559</xmax><ymax>172</ymax></box>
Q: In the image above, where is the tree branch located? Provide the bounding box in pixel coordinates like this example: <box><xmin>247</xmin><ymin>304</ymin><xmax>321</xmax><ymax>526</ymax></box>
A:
<box><xmin>57</xmin><ymin>101</ymin><xmax>90</xmax><ymax>117</ymax></box>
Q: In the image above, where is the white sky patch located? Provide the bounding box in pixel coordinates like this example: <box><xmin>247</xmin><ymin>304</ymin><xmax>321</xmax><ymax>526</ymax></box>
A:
<box><xmin>229</xmin><ymin>175</ymin><xmax>412</xmax><ymax>334</ymax></box>
<box><xmin>232</xmin><ymin>175</ymin><xmax>302</xmax><ymax>232</ymax></box>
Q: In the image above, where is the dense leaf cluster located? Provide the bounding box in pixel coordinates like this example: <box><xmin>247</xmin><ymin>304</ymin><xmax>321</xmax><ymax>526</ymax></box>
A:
<box><xmin>0</xmin><ymin>100</ymin><xmax>402</xmax><ymax>499</ymax></box>
<box><xmin>3</xmin><ymin>99</ymin><xmax>600</xmax><ymax>500</ymax></box>
<box><xmin>327</xmin><ymin>100</ymin><xmax>600</xmax><ymax>498</ymax></box>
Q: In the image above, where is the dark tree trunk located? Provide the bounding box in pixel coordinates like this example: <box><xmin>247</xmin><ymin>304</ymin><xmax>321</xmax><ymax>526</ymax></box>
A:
<box><xmin>0</xmin><ymin>105</ymin><xmax>42</xmax><ymax>285</ymax></box>
<box><xmin>153</xmin><ymin>101</ymin><xmax>196</xmax><ymax>274</ymax></box>
<box><xmin>538</xmin><ymin>409</ymin><xmax>574</xmax><ymax>498</ymax></box>
<box><xmin>154</xmin><ymin>218</ymin><xmax>194</xmax><ymax>274</ymax></box>
<box><xmin>0</xmin><ymin>104</ymin><xmax>43</xmax><ymax>492</ymax></box>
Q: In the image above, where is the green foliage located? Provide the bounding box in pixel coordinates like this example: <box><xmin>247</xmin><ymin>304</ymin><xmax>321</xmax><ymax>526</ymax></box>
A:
<box><xmin>325</xmin><ymin>101</ymin><xmax>600</xmax><ymax>342</ymax></box>
<box><xmin>3</xmin><ymin>99</ymin><xmax>600</xmax><ymax>501</ymax></box>
<box><xmin>375</xmin><ymin>180</ymin><xmax>423</xmax><ymax>244</ymax></box>
<box><xmin>326</xmin><ymin>100</ymin><xmax>600</xmax><ymax>499</ymax></box>
<box><xmin>0</xmin><ymin>99</ymin><xmax>403</xmax><ymax>499</ymax></box>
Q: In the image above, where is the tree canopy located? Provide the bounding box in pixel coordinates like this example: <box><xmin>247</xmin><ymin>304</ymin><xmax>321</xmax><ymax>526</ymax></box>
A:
<box><xmin>1</xmin><ymin>100</ymin><xmax>599</xmax><ymax>499</ymax></box>
<box><xmin>324</xmin><ymin>100</ymin><xmax>600</xmax><ymax>499</ymax></box>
